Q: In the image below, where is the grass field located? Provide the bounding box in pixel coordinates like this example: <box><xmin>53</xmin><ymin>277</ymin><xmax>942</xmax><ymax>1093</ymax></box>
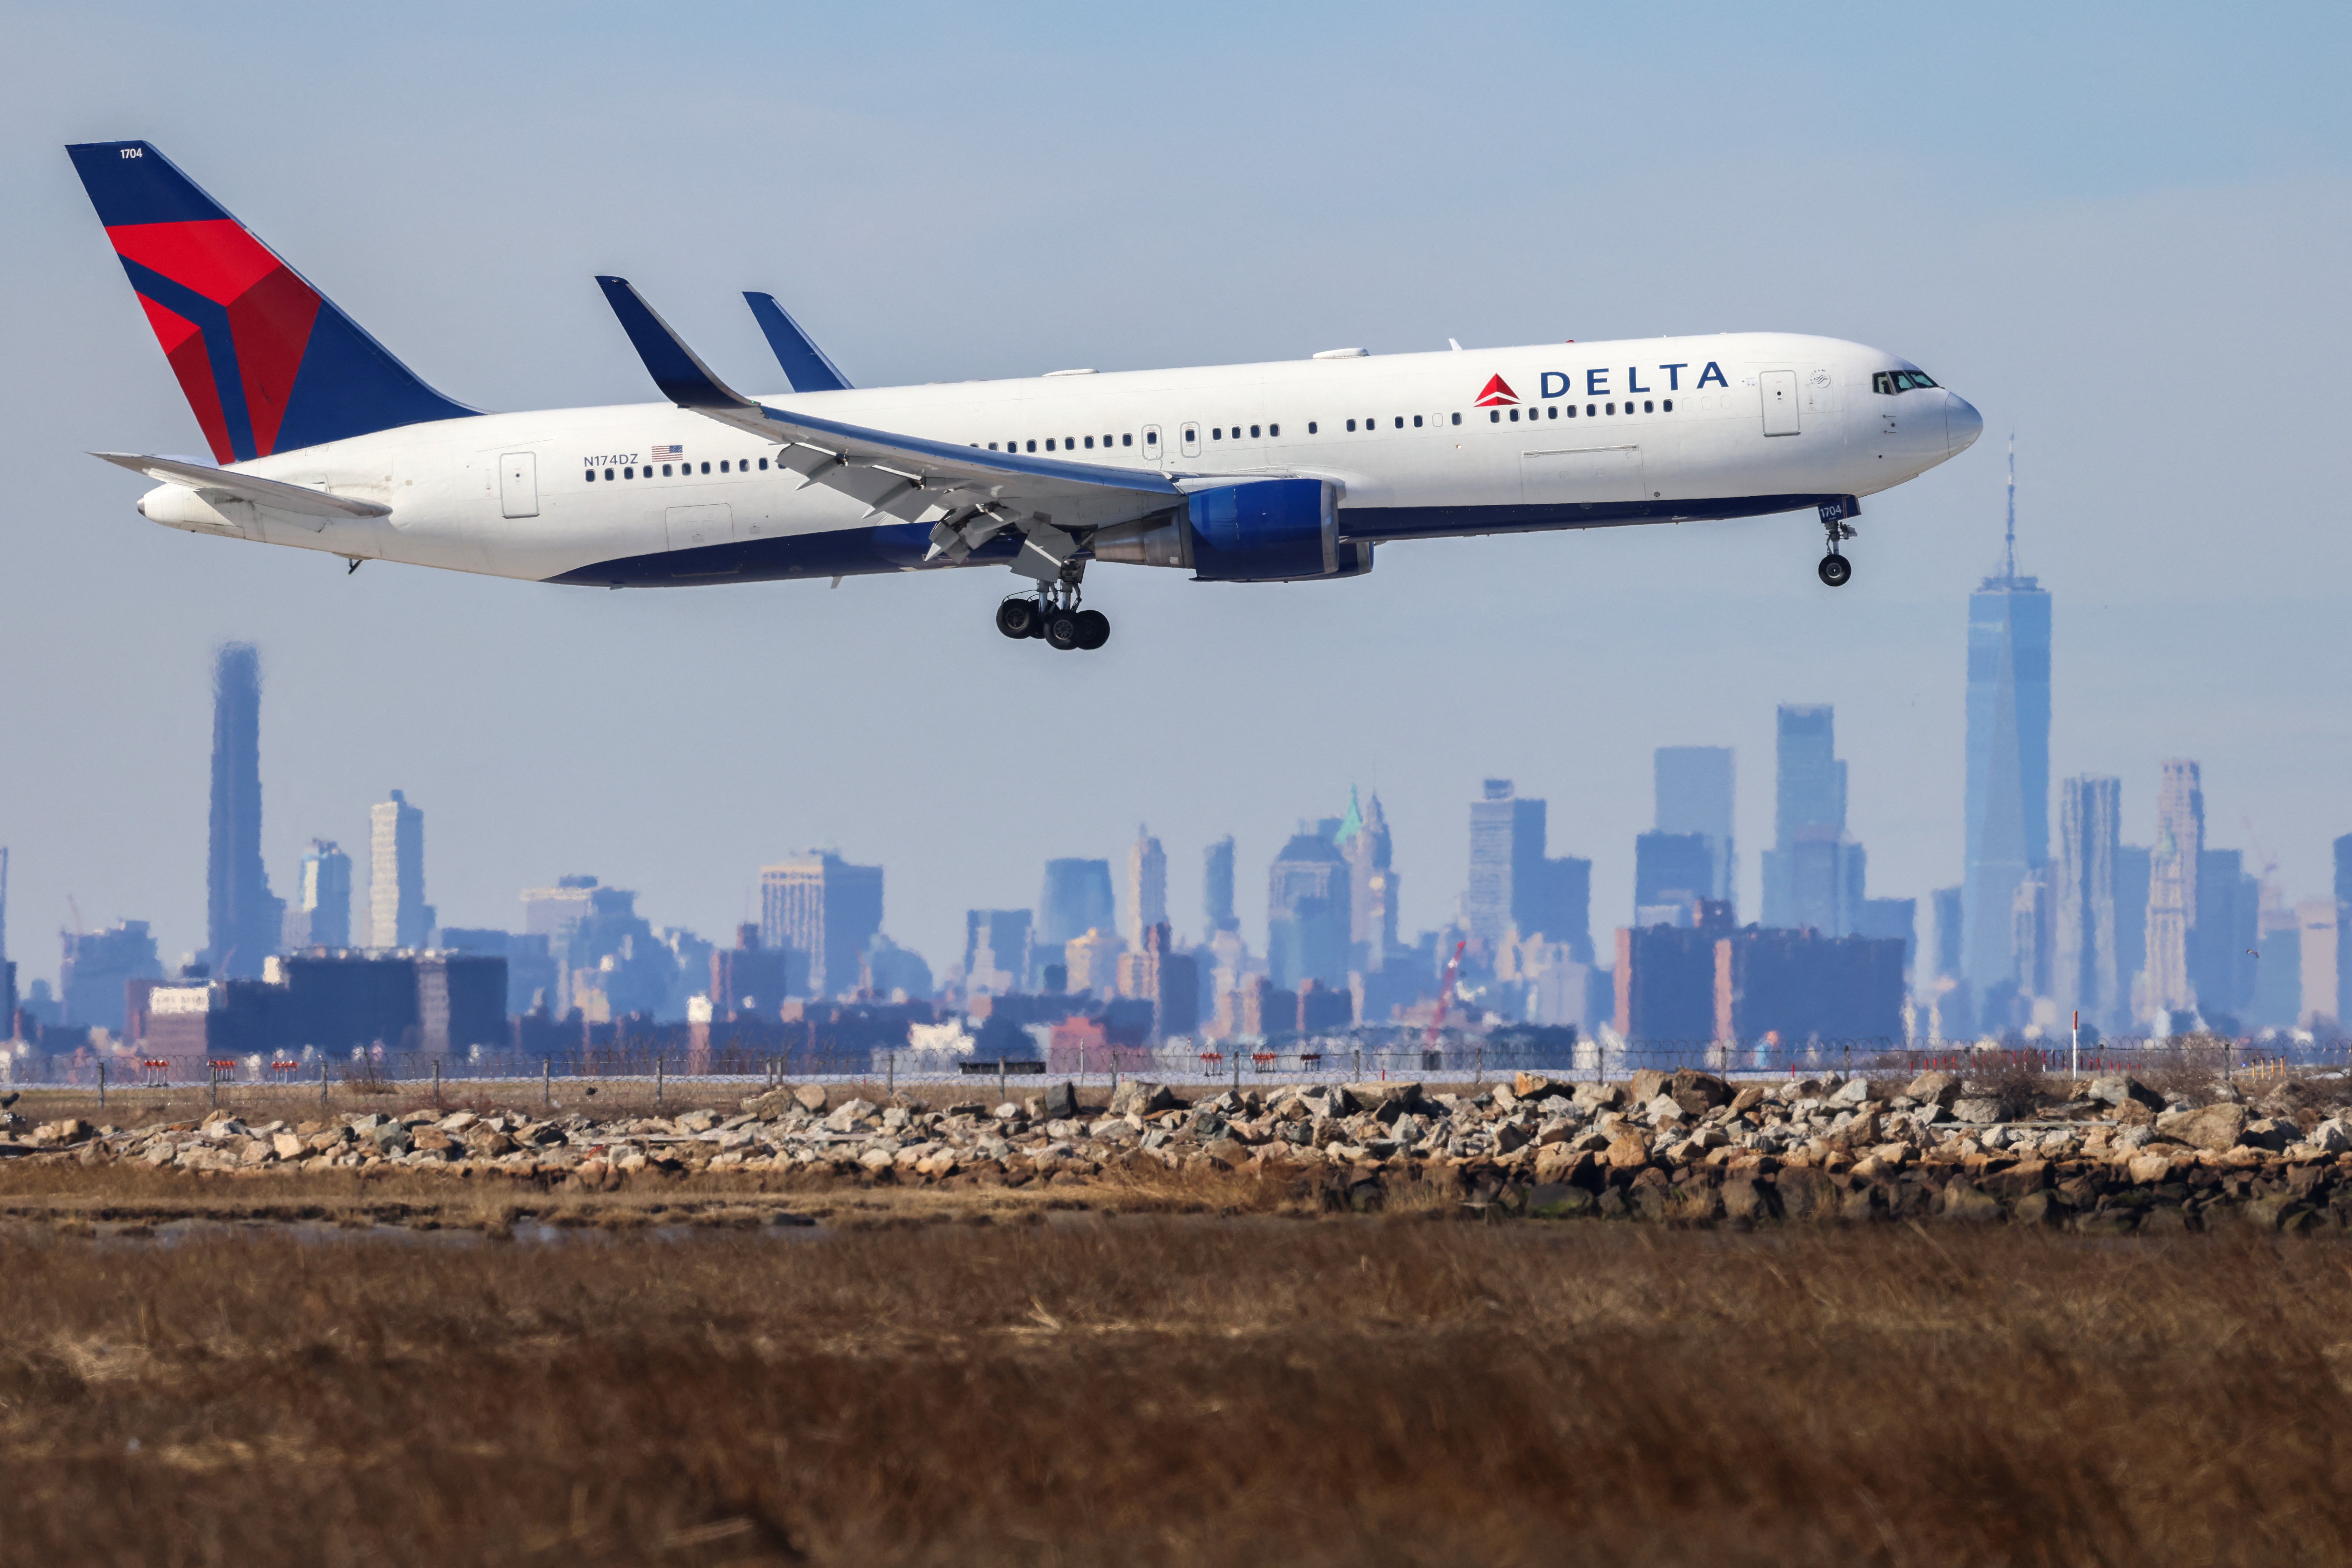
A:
<box><xmin>4</xmin><ymin>1214</ymin><xmax>2351</xmax><ymax>1565</ymax></box>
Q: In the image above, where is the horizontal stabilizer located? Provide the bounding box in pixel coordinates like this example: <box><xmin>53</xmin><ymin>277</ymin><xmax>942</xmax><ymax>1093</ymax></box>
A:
<box><xmin>744</xmin><ymin>292</ymin><xmax>852</xmax><ymax>392</ymax></box>
<box><xmin>90</xmin><ymin>452</ymin><xmax>391</xmax><ymax>518</ymax></box>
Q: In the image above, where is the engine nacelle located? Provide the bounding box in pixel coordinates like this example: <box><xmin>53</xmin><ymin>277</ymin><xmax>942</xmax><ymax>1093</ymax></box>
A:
<box><xmin>1090</xmin><ymin>478</ymin><xmax>1371</xmax><ymax>582</ymax></box>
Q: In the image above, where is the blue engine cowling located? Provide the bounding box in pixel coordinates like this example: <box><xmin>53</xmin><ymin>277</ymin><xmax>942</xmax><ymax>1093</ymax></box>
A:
<box><xmin>1091</xmin><ymin>478</ymin><xmax>1372</xmax><ymax>581</ymax></box>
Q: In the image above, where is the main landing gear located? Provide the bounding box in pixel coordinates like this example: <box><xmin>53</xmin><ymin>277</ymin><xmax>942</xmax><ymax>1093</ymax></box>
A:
<box><xmin>997</xmin><ymin>583</ymin><xmax>1110</xmax><ymax>651</ymax></box>
<box><xmin>1816</xmin><ymin>496</ymin><xmax>1860</xmax><ymax>588</ymax></box>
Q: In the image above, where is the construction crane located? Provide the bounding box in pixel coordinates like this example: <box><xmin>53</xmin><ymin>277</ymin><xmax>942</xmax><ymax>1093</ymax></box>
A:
<box><xmin>1425</xmin><ymin>939</ymin><xmax>1468</xmax><ymax>1047</ymax></box>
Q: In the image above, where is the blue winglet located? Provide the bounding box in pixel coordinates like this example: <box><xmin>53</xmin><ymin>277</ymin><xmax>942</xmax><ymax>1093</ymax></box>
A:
<box><xmin>595</xmin><ymin>276</ymin><xmax>749</xmax><ymax>410</ymax></box>
<box><xmin>744</xmin><ymin>292</ymin><xmax>853</xmax><ymax>392</ymax></box>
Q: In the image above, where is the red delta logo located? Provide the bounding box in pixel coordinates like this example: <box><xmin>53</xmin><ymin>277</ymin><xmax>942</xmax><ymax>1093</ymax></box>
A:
<box><xmin>1474</xmin><ymin>374</ymin><xmax>1518</xmax><ymax>407</ymax></box>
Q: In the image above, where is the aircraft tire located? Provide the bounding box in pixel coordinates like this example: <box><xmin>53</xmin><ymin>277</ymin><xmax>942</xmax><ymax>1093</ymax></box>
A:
<box><xmin>1044</xmin><ymin>611</ymin><xmax>1084</xmax><ymax>650</ymax></box>
<box><xmin>1074</xmin><ymin>610</ymin><xmax>1110</xmax><ymax>651</ymax></box>
<box><xmin>1817</xmin><ymin>553</ymin><xmax>1852</xmax><ymax>588</ymax></box>
<box><xmin>996</xmin><ymin>598</ymin><xmax>1040</xmax><ymax>639</ymax></box>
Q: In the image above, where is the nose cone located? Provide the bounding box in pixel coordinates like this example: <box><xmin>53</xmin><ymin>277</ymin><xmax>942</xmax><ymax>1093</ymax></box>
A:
<box><xmin>1946</xmin><ymin>393</ymin><xmax>1984</xmax><ymax>456</ymax></box>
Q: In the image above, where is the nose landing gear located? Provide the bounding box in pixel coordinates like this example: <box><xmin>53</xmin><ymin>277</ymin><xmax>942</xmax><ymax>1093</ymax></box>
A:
<box><xmin>997</xmin><ymin>581</ymin><xmax>1111</xmax><ymax>651</ymax></box>
<box><xmin>1816</xmin><ymin>496</ymin><xmax>1860</xmax><ymax>588</ymax></box>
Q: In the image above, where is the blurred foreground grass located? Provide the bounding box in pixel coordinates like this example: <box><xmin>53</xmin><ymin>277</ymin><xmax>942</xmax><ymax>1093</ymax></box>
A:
<box><xmin>2</xmin><ymin>1218</ymin><xmax>2350</xmax><ymax>1565</ymax></box>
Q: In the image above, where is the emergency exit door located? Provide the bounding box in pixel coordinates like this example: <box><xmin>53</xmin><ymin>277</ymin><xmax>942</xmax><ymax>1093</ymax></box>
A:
<box><xmin>498</xmin><ymin>452</ymin><xmax>540</xmax><ymax>517</ymax></box>
<box><xmin>1759</xmin><ymin>371</ymin><xmax>1800</xmax><ymax>436</ymax></box>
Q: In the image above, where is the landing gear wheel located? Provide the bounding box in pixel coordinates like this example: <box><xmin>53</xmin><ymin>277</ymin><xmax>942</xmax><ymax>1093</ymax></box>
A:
<box><xmin>1044</xmin><ymin>610</ymin><xmax>1083</xmax><ymax>650</ymax></box>
<box><xmin>996</xmin><ymin>597</ymin><xmax>1040</xmax><ymax>639</ymax></box>
<box><xmin>1818</xmin><ymin>553</ymin><xmax>1852</xmax><ymax>588</ymax></box>
<box><xmin>1073</xmin><ymin>609</ymin><xmax>1110</xmax><ymax>651</ymax></box>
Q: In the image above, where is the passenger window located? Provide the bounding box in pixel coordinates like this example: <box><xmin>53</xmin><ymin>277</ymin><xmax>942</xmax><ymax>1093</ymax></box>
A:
<box><xmin>1509</xmin><ymin>408</ymin><xmax>1520</xmax><ymax>422</ymax></box>
<box><xmin>624</xmin><ymin>467</ymin><xmax>635</xmax><ymax>478</ymax></box>
<box><xmin>1644</xmin><ymin>400</ymin><xmax>1654</xmax><ymax>413</ymax></box>
<box><xmin>1607</xmin><ymin>403</ymin><xmax>1616</xmax><ymax>415</ymax></box>
<box><xmin>1545</xmin><ymin>406</ymin><xmax>1557</xmax><ymax>420</ymax></box>
<box><xmin>759</xmin><ymin>457</ymin><xmax>769</xmax><ymax>469</ymax></box>
<box><xmin>1412</xmin><ymin>415</ymin><xmax>1423</xmax><ymax>428</ymax></box>
<box><xmin>1122</xmin><ymin>433</ymin><xmax>1133</xmax><ymax>446</ymax></box>
<box><xmin>1489</xmin><ymin>410</ymin><xmax>1499</xmax><ymax>423</ymax></box>
<box><xmin>1662</xmin><ymin>400</ymin><xmax>1672</xmax><ymax>413</ymax></box>
<box><xmin>661</xmin><ymin>464</ymin><xmax>673</xmax><ymax>476</ymax></box>
<box><xmin>584</xmin><ymin>470</ymin><xmax>595</xmax><ymax>483</ymax></box>
<box><xmin>1346</xmin><ymin>419</ymin><xmax>1356</xmax><ymax>432</ymax></box>
<box><xmin>1046</xmin><ymin>439</ymin><xmax>1056</xmax><ymax>451</ymax></box>
<box><xmin>1145</xmin><ymin>430</ymin><xmax>1158</xmax><ymax>446</ymax></box>
<box><xmin>1586</xmin><ymin>404</ymin><xmax>1596</xmax><ymax>417</ymax></box>
<box><xmin>1249</xmin><ymin>424</ymin><xmax>1260</xmax><ymax>438</ymax></box>
<box><xmin>1026</xmin><ymin>440</ymin><xmax>1036</xmax><ymax>453</ymax></box>
<box><xmin>1083</xmin><ymin>436</ymin><xmax>1094</xmax><ymax>449</ymax></box>
<box><xmin>1451</xmin><ymin>412</ymin><xmax>1461</xmax><ymax>425</ymax></box>
<box><xmin>1566</xmin><ymin>405</ymin><xmax>1577</xmax><ymax>418</ymax></box>
<box><xmin>988</xmin><ymin>442</ymin><xmax>998</xmax><ymax>451</ymax></box>
<box><xmin>1268</xmin><ymin>423</ymin><xmax>1279</xmax><ymax>437</ymax></box>
<box><xmin>1211</xmin><ymin>428</ymin><xmax>1221</xmax><ymax>440</ymax></box>
<box><xmin>1308</xmin><ymin>421</ymin><xmax>1318</xmax><ymax>434</ymax></box>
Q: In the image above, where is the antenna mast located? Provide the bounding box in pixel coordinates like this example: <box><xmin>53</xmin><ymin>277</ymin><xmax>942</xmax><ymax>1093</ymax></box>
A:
<box><xmin>2003</xmin><ymin>434</ymin><xmax>2018</xmax><ymax>580</ymax></box>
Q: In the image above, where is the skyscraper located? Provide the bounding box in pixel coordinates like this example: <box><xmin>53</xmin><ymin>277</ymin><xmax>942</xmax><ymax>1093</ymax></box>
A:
<box><xmin>1654</xmin><ymin>746</ymin><xmax>1735</xmax><ymax>907</ymax></box>
<box><xmin>206</xmin><ymin>643</ymin><xmax>283</xmax><ymax>977</ymax></box>
<box><xmin>1335</xmin><ymin>787</ymin><xmax>1397</xmax><ymax>969</ymax></box>
<box><xmin>1203</xmin><ymin>837</ymin><xmax>1238</xmax><ymax>936</ymax></box>
<box><xmin>962</xmin><ymin>909</ymin><xmax>1033</xmax><ymax>994</ymax></box>
<box><xmin>1122</xmin><ymin>827</ymin><xmax>1167</xmax><ymax>948</ymax></box>
<box><xmin>1040</xmin><ymin>859</ymin><xmax>1115</xmax><ymax>948</ymax></box>
<box><xmin>368</xmin><ymin>789</ymin><xmax>430</xmax><ymax>950</ymax></box>
<box><xmin>1761</xmin><ymin>705</ymin><xmax>1865</xmax><ymax>935</ymax></box>
<box><xmin>2192</xmin><ymin>848</ymin><xmax>2259</xmax><ymax>1024</ymax></box>
<box><xmin>1634</xmin><ymin>832</ymin><xmax>1715</xmax><ymax>924</ymax></box>
<box><xmin>2337</xmin><ymin>833</ymin><xmax>2352</xmax><ymax>1027</ymax></box>
<box><xmin>1466</xmin><ymin>780</ymin><xmax>1590</xmax><ymax>959</ymax></box>
<box><xmin>761</xmin><ymin>851</ymin><xmax>884</xmax><ymax>1000</ymax></box>
<box><xmin>2052</xmin><ymin>776</ymin><xmax>2121</xmax><ymax>1028</ymax></box>
<box><xmin>287</xmin><ymin>839</ymin><xmax>353</xmax><ymax>950</ymax></box>
<box><xmin>2143</xmin><ymin>760</ymin><xmax>2203</xmax><ymax>1017</ymax></box>
<box><xmin>1267</xmin><ymin>831</ymin><xmax>1350</xmax><ymax>991</ymax></box>
<box><xmin>1960</xmin><ymin>443</ymin><xmax>2052</xmax><ymax>990</ymax></box>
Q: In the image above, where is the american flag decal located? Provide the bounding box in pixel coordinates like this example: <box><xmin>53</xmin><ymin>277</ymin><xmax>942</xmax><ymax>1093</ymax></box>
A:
<box><xmin>652</xmin><ymin>444</ymin><xmax>683</xmax><ymax>459</ymax></box>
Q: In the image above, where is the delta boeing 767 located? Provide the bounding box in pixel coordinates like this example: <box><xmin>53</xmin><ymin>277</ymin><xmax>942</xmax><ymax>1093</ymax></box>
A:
<box><xmin>70</xmin><ymin>140</ymin><xmax>1982</xmax><ymax>651</ymax></box>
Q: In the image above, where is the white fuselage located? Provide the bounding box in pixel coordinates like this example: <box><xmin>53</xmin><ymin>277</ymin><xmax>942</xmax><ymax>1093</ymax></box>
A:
<box><xmin>135</xmin><ymin>331</ymin><xmax>1979</xmax><ymax>584</ymax></box>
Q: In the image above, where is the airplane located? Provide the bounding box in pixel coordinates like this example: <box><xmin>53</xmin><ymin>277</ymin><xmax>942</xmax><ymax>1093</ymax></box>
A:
<box><xmin>68</xmin><ymin>140</ymin><xmax>1982</xmax><ymax>652</ymax></box>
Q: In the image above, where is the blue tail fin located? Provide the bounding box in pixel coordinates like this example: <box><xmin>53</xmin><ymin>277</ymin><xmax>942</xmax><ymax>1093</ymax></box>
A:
<box><xmin>744</xmin><ymin>292</ymin><xmax>852</xmax><ymax>392</ymax></box>
<box><xmin>66</xmin><ymin>139</ymin><xmax>476</xmax><ymax>462</ymax></box>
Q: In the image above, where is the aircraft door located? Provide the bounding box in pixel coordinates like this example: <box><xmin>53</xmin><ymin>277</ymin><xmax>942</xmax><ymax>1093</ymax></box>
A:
<box><xmin>1180</xmin><ymin>422</ymin><xmax>1201</xmax><ymax>458</ymax></box>
<box><xmin>498</xmin><ymin>452</ymin><xmax>540</xmax><ymax>517</ymax></box>
<box><xmin>1141</xmin><ymin>425</ymin><xmax>1163</xmax><ymax>464</ymax></box>
<box><xmin>1760</xmin><ymin>371</ymin><xmax>1800</xmax><ymax>436</ymax></box>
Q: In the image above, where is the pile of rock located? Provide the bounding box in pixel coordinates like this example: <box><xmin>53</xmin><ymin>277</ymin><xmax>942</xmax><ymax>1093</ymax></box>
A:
<box><xmin>9</xmin><ymin>1065</ymin><xmax>2352</xmax><ymax>1229</ymax></box>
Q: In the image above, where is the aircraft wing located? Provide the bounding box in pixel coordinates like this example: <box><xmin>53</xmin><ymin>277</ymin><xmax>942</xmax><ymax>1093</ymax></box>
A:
<box><xmin>596</xmin><ymin>277</ymin><xmax>1184</xmax><ymax>578</ymax></box>
<box><xmin>89</xmin><ymin>452</ymin><xmax>392</xmax><ymax>518</ymax></box>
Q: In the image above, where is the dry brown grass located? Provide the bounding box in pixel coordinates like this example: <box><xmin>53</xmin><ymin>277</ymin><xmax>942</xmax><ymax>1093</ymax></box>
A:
<box><xmin>3</xmin><ymin>1215</ymin><xmax>2351</xmax><ymax>1565</ymax></box>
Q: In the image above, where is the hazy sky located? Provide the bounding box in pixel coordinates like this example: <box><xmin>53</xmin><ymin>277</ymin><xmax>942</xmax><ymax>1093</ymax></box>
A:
<box><xmin>3</xmin><ymin>1</ymin><xmax>2348</xmax><ymax>987</ymax></box>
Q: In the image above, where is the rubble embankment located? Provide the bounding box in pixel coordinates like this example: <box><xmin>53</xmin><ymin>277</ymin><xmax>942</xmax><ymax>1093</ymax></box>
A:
<box><xmin>7</xmin><ymin>1066</ymin><xmax>2351</xmax><ymax>1231</ymax></box>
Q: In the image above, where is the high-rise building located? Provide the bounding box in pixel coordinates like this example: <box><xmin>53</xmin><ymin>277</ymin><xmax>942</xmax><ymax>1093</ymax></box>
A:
<box><xmin>1466</xmin><ymin>780</ymin><xmax>1591</xmax><ymax>959</ymax></box>
<box><xmin>2115</xmin><ymin>844</ymin><xmax>2152</xmax><ymax>1007</ymax></box>
<box><xmin>1268</xmin><ymin>831</ymin><xmax>1351</xmax><ymax>991</ymax></box>
<box><xmin>2010</xmin><ymin>872</ymin><xmax>2051</xmax><ymax>999</ymax></box>
<box><xmin>1655</xmin><ymin>746</ymin><xmax>1735</xmax><ymax>906</ymax></box>
<box><xmin>285</xmin><ymin>839</ymin><xmax>353</xmax><ymax>950</ymax></box>
<box><xmin>206</xmin><ymin>643</ymin><xmax>283</xmax><ymax>977</ymax></box>
<box><xmin>760</xmin><ymin>852</ymin><xmax>884</xmax><ymax>1001</ymax></box>
<box><xmin>1635</xmin><ymin>831</ymin><xmax>1715</xmax><ymax>925</ymax></box>
<box><xmin>1930</xmin><ymin>886</ymin><xmax>1963</xmax><ymax>981</ymax></box>
<box><xmin>2052</xmin><ymin>776</ymin><xmax>2121</xmax><ymax>1028</ymax></box>
<box><xmin>1335</xmin><ymin>788</ymin><xmax>1398</xmax><ymax>969</ymax></box>
<box><xmin>962</xmin><ymin>909</ymin><xmax>1033</xmax><ymax>994</ymax></box>
<box><xmin>1063</xmin><ymin>927</ymin><xmax>1125</xmax><ymax>996</ymax></box>
<box><xmin>60</xmin><ymin>920</ymin><xmax>164</xmax><ymax>1031</ymax></box>
<box><xmin>368</xmin><ymin>790</ymin><xmax>430</xmax><ymax>950</ymax></box>
<box><xmin>1115</xmin><ymin>921</ymin><xmax>1199</xmax><ymax>1040</ymax></box>
<box><xmin>2301</xmin><ymin>900</ymin><xmax>2343</xmax><ymax>1033</ymax></box>
<box><xmin>1204</xmin><ymin>836</ymin><xmax>1238</xmax><ymax>936</ymax></box>
<box><xmin>1122</xmin><ymin>827</ymin><xmax>1167</xmax><ymax>948</ymax></box>
<box><xmin>1960</xmin><ymin>444</ymin><xmax>2053</xmax><ymax>991</ymax></box>
<box><xmin>2192</xmin><ymin>848</ymin><xmax>2259</xmax><ymax>1025</ymax></box>
<box><xmin>2143</xmin><ymin>760</ymin><xmax>2204</xmax><ymax>1018</ymax></box>
<box><xmin>1039</xmin><ymin>859</ymin><xmax>1115</xmax><ymax>948</ymax></box>
<box><xmin>2337</xmin><ymin>833</ymin><xmax>2352</xmax><ymax>1027</ymax></box>
<box><xmin>1761</xmin><ymin>705</ymin><xmax>1866</xmax><ymax>936</ymax></box>
<box><xmin>2250</xmin><ymin>898</ymin><xmax>2304</xmax><ymax>1031</ymax></box>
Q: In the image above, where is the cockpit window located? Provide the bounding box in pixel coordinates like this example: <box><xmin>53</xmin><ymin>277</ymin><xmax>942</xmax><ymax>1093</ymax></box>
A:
<box><xmin>1872</xmin><ymin>369</ymin><xmax>1941</xmax><ymax>394</ymax></box>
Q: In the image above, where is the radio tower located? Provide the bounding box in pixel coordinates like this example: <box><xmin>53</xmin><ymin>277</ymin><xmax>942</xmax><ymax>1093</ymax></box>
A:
<box><xmin>2002</xmin><ymin>434</ymin><xmax>2019</xmax><ymax>581</ymax></box>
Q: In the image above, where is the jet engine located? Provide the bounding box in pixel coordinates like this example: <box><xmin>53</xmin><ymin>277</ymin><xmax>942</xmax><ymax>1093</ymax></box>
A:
<box><xmin>1089</xmin><ymin>478</ymin><xmax>1372</xmax><ymax>582</ymax></box>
